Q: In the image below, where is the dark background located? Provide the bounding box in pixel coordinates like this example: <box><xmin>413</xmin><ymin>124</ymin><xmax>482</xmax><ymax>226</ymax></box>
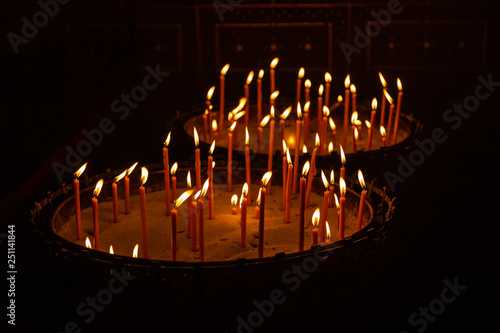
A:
<box><xmin>1</xmin><ymin>0</ymin><xmax>499</xmax><ymax>332</ymax></box>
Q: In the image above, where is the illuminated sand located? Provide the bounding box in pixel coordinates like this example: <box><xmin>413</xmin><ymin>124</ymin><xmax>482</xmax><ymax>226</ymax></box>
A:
<box><xmin>57</xmin><ymin>181</ymin><xmax>371</xmax><ymax>262</ymax></box>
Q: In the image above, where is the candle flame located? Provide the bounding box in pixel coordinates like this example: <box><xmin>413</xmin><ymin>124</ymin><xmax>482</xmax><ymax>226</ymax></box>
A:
<box><xmin>231</xmin><ymin>194</ymin><xmax>238</xmax><ymax>206</ymax></box>
<box><xmin>212</xmin><ymin>161</ymin><xmax>215</xmax><ymax>168</ymax></box>
<box><xmin>171</xmin><ymin>162</ymin><xmax>178</xmax><ymax>176</ymax></box>
<box><xmin>312</xmin><ymin>208</ymin><xmax>320</xmax><ymax>227</ymax></box>
<box><xmin>282</xmin><ymin>140</ymin><xmax>287</xmax><ymax>154</ymax></box>
<box><xmin>74</xmin><ymin>162</ymin><xmax>87</xmax><ymax>178</ymax></box>
<box><xmin>384</xmin><ymin>90</ymin><xmax>394</xmax><ymax>104</ymax></box>
<box><xmin>280</xmin><ymin>106</ymin><xmax>292</xmax><ymax>120</ymax></box>
<box><xmin>318</xmin><ymin>84</ymin><xmax>324</xmax><ymax>96</ymax></box>
<box><xmin>207</xmin><ymin>86</ymin><xmax>215</xmax><ymax>100</ymax></box>
<box><xmin>212</xmin><ymin>119</ymin><xmax>218</xmax><ymax>132</ymax></box>
<box><xmin>256</xmin><ymin>190</ymin><xmax>261</xmax><ymax>207</ymax></box>
<box><xmin>270</xmin><ymin>90</ymin><xmax>280</xmax><ymax>101</ymax></box>
<box><xmin>372</xmin><ymin>98</ymin><xmax>378</xmax><ymax>110</ymax></box>
<box><xmin>220</xmin><ymin>63</ymin><xmax>230</xmax><ymax>76</ymax></box>
<box><xmin>354</xmin><ymin>127</ymin><xmax>359</xmax><ymax>140</ymax></box>
<box><xmin>350</xmin><ymin>84</ymin><xmax>356</xmax><ymax>94</ymax></box>
<box><xmin>340</xmin><ymin>177</ymin><xmax>346</xmax><ymax>198</ymax></box>
<box><xmin>344</xmin><ymin>74</ymin><xmax>350</xmax><ymax>88</ymax></box>
<box><xmin>85</xmin><ymin>237</ymin><xmax>92</xmax><ymax>249</ymax></box>
<box><xmin>302</xmin><ymin>161</ymin><xmax>310</xmax><ymax>176</ymax></box>
<box><xmin>337</xmin><ymin>95</ymin><xmax>343</xmax><ymax>103</ymax></box>
<box><xmin>246</xmin><ymin>71</ymin><xmax>254</xmax><ymax>85</ymax></box>
<box><xmin>93</xmin><ymin>179</ymin><xmax>103</xmax><ymax>197</ymax></box>
<box><xmin>109</xmin><ymin>245</ymin><xmax>114</xmax><ymax>254</ymax></box>
<box><xmin>242</xmin><ymin>182</ymin><xmax>249</xmax><ymax>197</ymax></box>
<box><xmin>133</xmin><ymin>244</ymin><xmax>139</xmax><ymax>258</ymax></box>
<box><xmin>140</xmin><ymin>167</ymin><xmax>148</xmax><ymax>186</ymax></box>
<box><xmin>365</xmin><ymin>120</ymin><xmax>371</xmax><ymax>129</ymax></box>
<box><xmin>329</xmin><ymin>117</ymin><xmax>336</xmax><ymax>131</ymax></box>
<box><xmin>326</xmin><ymin>221</ymin><xmax>331</xmax><ymax>240</ymax></box>
<box><xmin>260</xmin><ymin>114</ymin><xmax>271</xmax><ymax>127</ymax></box>
<box><xmin>298</xmin><ymin>67</ymin><xmax>305</xmax><ymax>79</ymax></box>
<box><xmin>297</xmin><ymin>103</ymin><xmax>302</xmax><ymax>118</ymax></box>
<box><xmin>201</xmin><ymin>179</ymin><xmax>209</xmax><ymax>198</ymax></box>
<box><xmin>127</xmin><ymin>162</ymin><xmax>138</xmax><ymax>176</ymax></box>
<box><xmin>270</xmin><ymin>106</ymin><xmax>275</xmax><ymax>118</ymax></box>
<box><xmin>358</xmin><ymin>169</ymin><xmax>366</xmax><ymax>189</ymax></box>
<box><xmin>380</xmin><ymin>126</ymin><xmax>387</xmax><ymax>137</ymax></box>
<box><xmin>315</xmin><ymin>133</ymin><xmax>320</xmax><ymax>147</ymax></box>
<box><xmin>209</xmin><ymin>140</ymin><xmax>216</xmax><ymax>155</ymax></box>
<box><xmin>305</xmin><ymin>79</ymin><xmax>311</xmax><ymax>89</ymax></box>
<box><xmin>270</xmin><ymin>57</ymin><xmax>279</xmax><ymax>69</ymax></box>
<box><xmin>325</xmin><ymin>72</ymin><xmax>332</xmax><ymax>83</ymax></box>
<box><xmin>258</xmin><ymin>69</ymin><xmax>264</xmax><ymax>79</ymax></box>
<box><xmin>351</xmin><ymin>111</ymin><xmax>358</xmax><ymax>125</ymax></box>
<box><xmin>245</xmin><ymin>127</ymin><xmax>249</xmax><ymax>145</ymax></box>
<box><xmin>335</xmin><ymin>194</ymin><xmax>340</xmax><ymax>210</ymax></box>
<box><xmin>187</xmin><ymin>171</ymin><xmax>192</xmax><ymax>188</ymax></box>
<box><xmin>323</xmin><ymin>105</ymin><xmax>330</xmax><ymax>117</ymax></box>
<box><xmin>397</xmin><ymin>78</ymin><xmax>403</xmax><ymax>92</ymax></box>
<box><xmin>164</xmin><ymin>131</ymin><xmax>171</xmax><ymax>147</ymax></box>
<box><xmin>194</xmin><ymin>190</ymin><xmax>201</xmax><ymax>201</ymax></box>
<box><xmin>174</xmin><ymin>189</ymin><xmax>194</xmax><ymax>209</ymax></box>
<box><xmin>304</xmin><ymin>101</ymin><xmax>310</xmax><ymax>112</ymax></box>
<box><xmin>302</xmin><ymin>144</ymin><xmax>307</xmax><ymax>154</ymax></box>
<box><xmin>321</xmin><ymin>170</ymin><xmax>329</xmax><ymax>189</ymax></box>
<box><xmin>114</xmin><ymin>170</ymin><xmax>127</xmax><ymax>183</ymax></box>
<box><xmin>261</xmin><ymin>171</ymin><xmax>272</xmax><ymax>187</ymax></box>
<box><xmin>286</xmin><ymin>149</ymin><xmax>292</xmax><ymax>165</ymax></box>
<box><xmin>229</xmin><ymin>121</ymin><xmax>237</xmax><ymax>133</ymax></box>
<box><xmin>328</xmin><ymin>142</ymin><xmax>334</xmax><ymax>153</ymax></box>
<box><xmin>340</xmin><ymin>145</ymin><xmax>346</xmax><ymax>165</ymax></box>
<box><xmin>193</xmin><ymin>127</ymin><xmax>199</xmax><ymax>147</ymax></box>
<box><xmin>379</xmin><ymin>72</ymin><xmax>387</xmax><ymax>88</ymax></box>
<box><xmin>234</xmin><ymin>111</ymin><xmax>245</xmax><ymax>121</ymax></box>
<box><xmin>330</xmin><ymin>170</ymin><xmax>334</xmax><ymax>185</ymax></box>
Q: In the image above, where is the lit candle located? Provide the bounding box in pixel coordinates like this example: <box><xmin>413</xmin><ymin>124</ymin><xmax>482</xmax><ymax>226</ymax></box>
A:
<box><xmin>317</xmin><ymin>84</ymin><xmax>324</xmax><ymax>132</ymax></box>
<box><xmin>340</xmin><ymin>145</ymin><xmax>346</xmax><ymax>180</ymax></box>
<box><xmin>212</xmin><ymin>119</ymin><xmax>218</xmax><ymax>141</ymax></box>
<box><xmin>257</xmin><ymin>69</ymin><xmax>264</xmax><ymax>123</ymax></box>
<box><xmin>255</xmin><ymin>191</ymin><xmax>261</xmax><ymax>219</ymax></box>
<box><xmin>328</xmin><ymin>142</ymin><xmax>334</xmax><ymax>154</ymax></box>
<box><xmin>367</xmin><ymin>98</ymin><xmax>377</xmax><ymax>151</ymax></box>
<box><xmin>171</xmin><ymin>190</ymin><xmax>193</xmax><ymax>261</ymax></box>
<box><xmin>193</xmin><ymin>127</ymin><xmax>201</xmax><ymax>191</ymax></box>
<box><xmin>230</xmin><ymin>98</ymin><xmax>247</xmax><ymax>148</ymax></box>
<box><xmin>206</xmin><ymin>86</ymin><xmax>215</xmax><ymax>142</ymax></box>
<box><xmin>244</xmin><ymin>126</ymin><xmax>252</xmax><ymax>205</ymax></box>
<box><xmin>299</xmin><ymin>161</ymin><xmax>309</xmax><ymax>251</ymax></box>
<box><xmin>285</xmin><ymin>149</ymin><xmax>293</xmax><ymax>224</ymax></box>
<box><xmin>85</xmin><ymin>237</ymin><xmax>92</xmax><ymax>249</ymax></box>
<box><xmin>343</xmin><ymin>75</ymin><xmax>351</xmax><ymax>148</ymax></box>
<box><xmin>208</xmin><ymin>140</ymin><xmax>215</xmax><ymax>219</ymax></box>
<box><xmin>304</xmin><ymin>79</ymin><xmax>311</xmax><ymax>105</ymax></box>
<box><xmin>109</xmin><ymin>245</ymin><xmax>114</xmax><ymax>254</ymax></box>
<box><xmin>350</xmin><ymin>84</ymin><xmax>357</xmax><ymax>114</ymax></box>
<box><xmin>339</xmin><ymin>177</ymin><xmax>346</xmax><ymax>240</ymax></box>
<box><xmin>196</xmin><ymin>181</ymin><xmax>209</xmax><ymax>262</ymax></box>
<box><xmin>312</xmin><ymin>208</ymin><xmax>320</xmax><ymax>246</ymax></box>
<box><xmin>270</xmin><ymin>90</ymin><xmax>279</xmax><ymax>109</ymax></box>
<box><xmin>325</xmin><ymin>222</ymin><xmax>331</xmax><ymax>244</ymax></box>
<box><xmin>303</xmin><ymin>101</ymin><xmax>310</xmax><ymax>143</ymax></box>
<box><xmin>320</xmin><ymin>171</ymin><xmax>329</xmax><ymax>242</ymax></box>
<box><xmin>352</xmin><ymin>123</ymin><xmax>359</xmax><ymax>153</ymax></box>
<box><xmin>379</xmin><ymin>72</ymin><xmax>388</xmax><ymax>128</ymax></box>
<box><xmin>124</xmin><ymin>162</ymin><xmax>138</xmax><ymax>215</ymax></box>
<box><xmin>92</xmin><ymin>179</ymin><xmax>103</xmax><ymax>251</ymax></box>
<box><xmin>202</xmin><ymin>109</ymin><xmax>209</xmax><ymax>143</ymax></box>
<box><xmin>320</xmin><ymin>106</ymin><xmax>329</xmax><ymax>155</ymax></box>
<box><xmin>231</xmin><ymin>194</ymin><xmax>238</xmax><ymax>215</ymax></box>
<box><xmin>171</xmin><ymin>162</ymin><xmax>178</xmax><ymax>200</ymax></box>
<box><xmin>324</xmin><ymin>72</ymin><xmax>332</xmax><ymax>109</ymax></box>
<box><xmin>292</xmin><ymin>103</ymin><xmax>302</xmax><ymax>195</ymax></box>
<box><xmin>227</xmin><ymin>121</ymin><xmax>236</xmax><ymax>192</ymax></box>
<box><xmin>244</xmin><ymin>71</ymin><xmax>254</xmax><ymax>128</ymax></box>
<box><xmin>258</xmin><ymin>114</ymin><xmax>270</xmax><ymax>154</ymax></box>
<box><xmin>296</xmin><ymin>67</ymin><xmax>305</xmax><ymax>108</ymax></box>
<box><xmin>329</xmin><ymin>117</ymin><xmax>337</xmax><ymax>148</ymax></box>
<box><xmin>240</xmin><ymin>183</ymin><xmax>248</xmax><ymax>247</ymax></box>
<box><xmin>282</xmin><ymin>140</ymin><xmax>288</xmax><ymax>211</ymax></box>
<box><xmin>219</xmin><ymin>63</ymin><xmax>230</xmax><ymax>138</ymax></box>
<box><xmin>186</xmin><ymin>171</ymin><xmax>193</xmax><ymax>239</ymax></box>
<box><xmin>331</xmin><ymin>94</ymin><xmax>343</xmax><ymax>111</ymax></box>
<box><xmin>384</xmin><ymin>90</ymin><xmax>395</xmax><ymax>144</ymax></box>
<box><xmin>279</xmin><ymin>106</ymin><xmax>292</xmax><ymax>155</ymax></box>
<box><xmin>163</xmin><ymin>132</ymin><xmax>172</xmax><ymax>216</ymax></box>
<box><xmin>267</xmin><ymin>106</ymin><xmax>275</xmax><ymax>194</ymax></box>
<box><xmin>305</xmin><ymin>134</ymin><xmax>319</xmax><ymax>208</ymax></box>
<box><xmin>380</xmin><ymin>126</ymin><xmax>387</xmax><ymax>147</ymax></box>
<box><xmin>258</xmin><ymin>171</ymin><xmax>272</xmax><ymax>258</ymax></box>
<box><xmin>270</xmin><ymin>57</ymin><xmax>279</xmax><ymax>95</ymax></box>
<box><xmin>112</xmin><ymin>170</ymin><xmax>126</xmax><ymax>222</ymax></box>
<box><xmin>356</xmin><ymin>170</ymin><xmax>367</xmax><ymax>231</ymax></box>
<box><xmin>73</xmin><ymin>162</ymin><xmax>87</xmax><ymax>240</ymax></box>
<box><xmin>328</xmin><ymin>170</ymin><xmax>335</xmax><ymax>208</ymax></box>
<box><xmin>132</xmin><ymin>244</ymin><xmax>139</xmax><ymax>258</ymax></box>
<box><xmin>392</xmin><ymin>78</ymin><xmax>403</xmax><ymax>145</ymax></box>
<box><xmin>139</xmin><ymin>167</ymin><xmax>148</xmax><ymax>258</ymax></box>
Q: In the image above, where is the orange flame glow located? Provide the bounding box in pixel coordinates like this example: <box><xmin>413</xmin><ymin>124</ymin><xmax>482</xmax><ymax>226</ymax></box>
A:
<box><xmin>280</xmin><ymin>106</ymin><xmax>292</xmax><ymax>120</ymax></box>
<box><xmin>305</xmin><ymin>79</ymin><xmax>311</xmax><ymax>89</ymax></box>
<box><xmin>312</xmin><ymin>208</ymin><xmax>320</xmax><ymax>227</ymax></box>
<box><xmin>302</xmin><ymin>144</ymin><xmax>307</xmax><ymax>154</ymax></box>
<box><xmin>207</xmin><ymin>86</ymin><xmax>215</xmax><ymax>100</ymax></box>
<box><xmin>335</xmin><ymin>193</ymin><xmax>340</xmax><ymax>210</ymax></box>
<box><xmin>231</xmin><ymin>194</ymin><xmax>238</xmax><ymax>206</ymax></box>
<box><xmin>270</xmin><ymin>105</ymin><xmax>275</xmax><ymax>118</ymax></box>
<box><xmin>384</xmin><ymin>90</ymin><xmax>394</xmax><ymax>105</ymax></box>
<box><xmin>318</xmin><ymin>84</ymin><xmax>324</xmax><ymax>96</ymax></box>
<box><xmin>229</xmin><ymin>121</ymin><xmax>237</xmax><ymax>133</ymax></box>
<box><xmin>340</xmin><ymin>177</ymin><xmax>346</xmax><ymax>198</ymax></box>
<box><xmin>326</xmin><ymin>222</ymin><xmax>331</xmax><ymax>240</ymax></box>
<box><xmin>397</xmin><ymin>78</ymin><xmax>403</xmax><ymax>92</ymax></box>
<box><xmin>261</xmin><ymin>171</ymin><xmax>272</xmax><ymax>187</ymax></box>
<box><xmin>174</xmin><ymin>189</ymin><xmax>194</xmax><ymax>209</ymax></box>
<box><xmin>330</xmin><ymin>170</ymin><xmax>334</xmax><ymax>185</ymax></box>
<box><xmin>329</xmin><ymin>117</ymin><xmax>336</xmax><ymax>131</ymax></box>
<box><xmin>245</xmin><ymin>127</ymin><xmax>249</xmax><ymax>145</ymax></box>
<box><xmin>109</xmin><ymin>245</ymin><xmax>114</xmax><ymax>254</ymax></box>
<box><xmin>358</xmin><ymin>169</ymin><xmax>366</xmax><ymax>189</ymax></box>
<box><xmin>298</xmin><ymin>67</ymin><xmax>305</xmax><ymax>79</ymax></box>
<box><xmin>220</xmin><ymin>63</ymin><xmax>230</xmax><ymax>76</ymax></box>
<box><xmin>365</xmin><ymin>120</ymin><xmax>371</xmax><ymax>129</ymax></box>
<box><xmin>212</xmin><ymin>120</ymin><xmax>218</xmax><ymax>132</ymax></box>
<box><xmin>344</xmin><ymin>74</ymin><xmax>350</xmax><ymax>88</ymax></box>
<box><xmin>94</xmin><ymin>179</ymin><xmax>104</xmax><ymax>197</ymax></box>
<box><xmin>302</xmin><ymin>161</ymin><xmax>310</xmax><ymax>176</ymax></box>
<box><xmin>325</xmin><ymin>72</ymin><xmax>332</xmax><ymax>83</ymax></box>
<box><xmin>351</xmin><ymin>111</ymin><xmax>358</xmax><ymax>125</ymax></box>
<box><xmin>246</xmin><ymin>71</ymin><xmax>254</xmax><ymax>85</ymax></box>
<box><xmin>260</xmin><ymin>114</ymin><xmax>271</xmax><ymax>127</ymax></box>
<box><xmin>297</xmin><ymin>103</ymin><xmax>302</xmax><ymax>118</ymax></box>
<box><xmin>270</xmin><ymin>90</ymin><xmax>280</xmax><ymax>101</ymax></box>
<box><xmin>282</xmin><ymin>140</ymin><xmax>287</xmax><ymax>154</ymax></box>
<box><xmin>286</xmin><ymin>149</ymin><xmax>292</xmax><ymax>165</ymax></box>
<box><xmin>171</xmin><ymin>162</ymin><xmax>178</xmax><ymax>176</ymax></box>
<box><xmin>304</xmin><ymin>101</ymin><xmax>310</xmax><ymax>112</ymax></box>
<box><xmin>75</xmin><ymin>162</ymin><xmax>87</xmax><ymax>178</ymax></box>
<box><xmin>340</xmin><ymin>145</ymin><xmax>346</xmax><ymax>165</ymax></box>
<box><xmin>379</xmin><ymin>72</ymin><xmax>387</xmax><ymax>88</ymax></box>
<box><xmin>187</xmin><ymin>171</ymin><xmax>192</xmax><ymax>188</ymax></box>
<box><xmin>323</xmin><ymin>105</ymin><xmax>330</xmax><ymax>117</ymax></box>
<box><xmin>380</xmin><ymin>126</ymin><xmax>387</xmax><ymax>137</ymax></box>
<box><xmin>193</xmin><ymin>127</ymin><xmax>199</xmax><ymax>147</ymax></box>
<box><xmin>270</xmin><ymin>57</ymin><xmax>279</xmax><ymax>69</ymax></box>
<box><xmin>315</xmin><ymin>133</ymin><xmax>320</xmax><ymax>147</ymax></box>
<box><xmin>165</xmin><ymin>131</ymin><xmax>171</xmax><ymax>147</ymax></box>
<box><xmin>321</xmin><ymin>170</ymin><xmax>329</xmax><ymax>189</ymax></box>
<box><xmin>372</xmin><ymin>98</ymin><xmax>378</xmax><ymax>110</ymax></box>
<box><xmin>133</xmin><ymin>244</ymin><xmax>139</xmax><ymax>258</ymax></box>
<box><xmin>328</xmin><ymin>142</ymin><xmax>334</xmax><ymax>153</ymax></box>
<box><xmin>258</xmin><ymin>69</ymin><xmax>264</xmax><ymax>79</ymax></box>
<box><xmin>85</xmin><ymin>237</ymin><xmax>92</xmax><ymax>249</ymax></box>
<box><xmin>114</xmin><ymin>170</ymin><xmax>127</xmax><ymax>183</ymax></box>
<box><xmin>140</xmin><ymin>167</ymin><xmax>148</xmax><ymax>186</ymax></box>
<box><xmin>201</xmin><ymin>179</ymin><xmax>209</xmax><ymax>198</ymax></box>
<box><xmin>127</xmin><ymin>162</ymin><xmax>138</xmax><ymax>176</ymax></box>
<box><xmin>350</xmin><ymin>84</ymin><xmax>356</xmax><ymax>94</ymax></box>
